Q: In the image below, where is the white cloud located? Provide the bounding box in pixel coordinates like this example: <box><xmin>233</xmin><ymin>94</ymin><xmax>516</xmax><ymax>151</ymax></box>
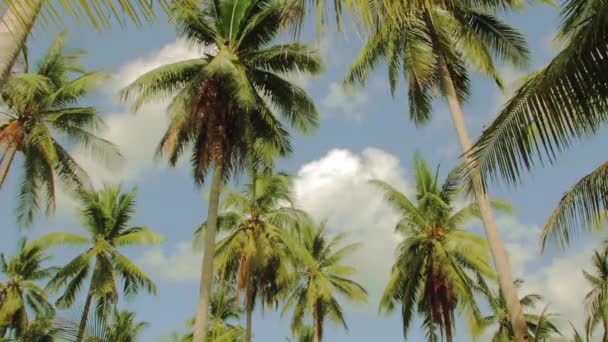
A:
<box><xmin>293</xmin><ymin>148</ymin><xmax>411</xmax><ymax>300</ymax></box>
<box><xmin>71</xmin><ymin>39</ymin><xmax>204</xmax><ymax>188</ymax></box>
<box><xmin>139</xmin><ymin>241</ymin><xmax>201</xmax><ymax>282</ymax></box>
<box><xmin>321</xmin><ymin>82</ymin><xmax>369</xmax><ymax>122</ymax></box>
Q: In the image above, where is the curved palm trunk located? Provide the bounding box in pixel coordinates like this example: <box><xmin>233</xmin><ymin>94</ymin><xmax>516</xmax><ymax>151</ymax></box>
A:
<box><xmin>193</xmin><ymin>162</ymin><xmax>224</xmax><ymax>342</ymax></box>
<box><xmin>77</xmin><ymin>278</ymin><xmax>95</xmax><ymax>342</ymax></box>
<box><xmin>0</xmin><ymin>0</ymin><xmax>43</xmax><ymax>89</ymax></box>
<box><xmin>313</xmin><ymin>302</ymin><xmax>323</xmax><ymax>342</ymax></box>
<box><xmin>439</xmin><ymin>62</ymin><xmax>529</xmax><ymax>341</ymax></box>
<box><xmin>0</xmin><ymin>142</ymin><xmax>17</xmax><ymax>189</ymax></box>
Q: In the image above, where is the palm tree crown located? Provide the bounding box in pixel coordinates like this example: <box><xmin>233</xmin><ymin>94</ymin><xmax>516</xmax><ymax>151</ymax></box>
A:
<box><xmin>0</xmin><ymin>30</ymin><xmax>119</xmax><ymax>225</ymax></box>
<box><xmin>374</xmin><ymin>156</ymin><xmax>510</xmax><ymax>341</ymax></box>
<box><xmin>582</xmin><ymin>245</ymin><xmax>608</xmax><ymax>341</ymax></box>
<box><xmin>282</xmin><ymin>219</ymin><xmax>367</xmax><ymax>342</ymax></box>
<box><xmin>0</xmin><ymin>239</ymin><xmax>55</xmax><ymax>338</ymax></box>
<box><xmin>477</xmin><ymin>278</ymin><xmax>561</xmax><ymax>341</ymax></box>
<box><xmin>44</xmin><ymin>186</ymin><xmax>163</xmax><ymax>339</ymax></box>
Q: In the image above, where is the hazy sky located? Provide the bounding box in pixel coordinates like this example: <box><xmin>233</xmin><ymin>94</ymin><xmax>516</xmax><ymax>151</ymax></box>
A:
<box><xmin>1</xmin><ymin>3</ymin><xmax>607</xmax><ymax>341</ymax></box>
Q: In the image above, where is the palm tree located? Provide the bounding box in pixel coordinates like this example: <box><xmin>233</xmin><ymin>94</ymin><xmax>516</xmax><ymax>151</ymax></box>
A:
<box><xmin>282</xmin><ymin>219</ymin><xmax>367</xmax><ymax>342</ymax></box>
<box><xmin>195</xmin><ymin>171</ymin><xmax>304</xmax><ymax>342</ymax></box>
<box><xmin>582</xmin><ymin>246</ymin><xmax>608</xmax><ymax>341</ymax></box>
<box><xmin>476</xmin><ymin>279</ymin><xmax>561</xmax><ymax>341</ymax></box>
<box><xmin>344</xmin><ymin>2</ymin><xmax>531</xmax><ymax>339</ymax></box>
<box><xmin>465</xmin><ymin>0</ymin><xmax>608</xmax><ymax>250</ymax></box>
<box><xmin>120</xmin><ymin>0</ymin><xmax>321</xmax><ymax>339</ymax></box>
<box><xmin>0</xmin><ymin>0</ymin><xmax>197</xmax><ymax>90</ymax></box>
<box><xmin>0</xmin><ymin>30</ymin><xmax>120</xmax><ymax>225</ymax></box>
<box><xmin>169</xmin><ymin>286</ymin><xmax>245</xmax><ymax>342</ymax></box>
<box><xmin>0</xmin><ymin>238</ymin><xmax>55</xmax><ymax>338</ymax></box>
<box><xmin>285</xmin><ymin>326</ymin><xmax>313</xmax><ymax>342</ymax></box>
<box><xmin>372</xmin><ymin>156</ymin><xmax>511</xmax><ymax>341</ymax></box>
<box><xmin>105</xmin><ymin>310</ymin><xmax>148</xmax><ymax>342</ymax></box>
<box><xmin>44</xmin><ymin>185</ymin><xmax>163</xmax><ymax>341</ymax></box>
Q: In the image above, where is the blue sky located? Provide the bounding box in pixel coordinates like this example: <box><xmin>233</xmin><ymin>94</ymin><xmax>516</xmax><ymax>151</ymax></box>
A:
<box><xmin>1</xmin><ymin>3</ymin><xmax>608</xmax><ymax>341</ymax></box>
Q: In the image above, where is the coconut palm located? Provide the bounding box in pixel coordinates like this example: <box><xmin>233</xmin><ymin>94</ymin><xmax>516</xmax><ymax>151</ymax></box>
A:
<box><xmin>104</xmin><ymin>310</ymin><xmax>148</xmax><ymax>342</ymax></box>
<box><xmin>344</xmin><ymin>2</ymin><xmax>531</xmax><ymax>338</ymax></box>
<box><xmin>194</xmin><ymin>171</ymin><xmax>304</xmax><ymax>342</ymax></box>
<box><xmin>169</xmin><ymin>286</ymin><xmax>245</xmax><ymax>342</ymax></box>
<box><xmin>0</xmin><ymin>30</ymin><xmax>120</xmax><ymax>225</ymax></box>
<box><xmin>0</xmin><ymin>238</ymin><xmax>56</xmax><ymax>338</ymax></box>
<box><xmin>120</xmin><ymin>0</ymin><xmax>321</xmax><ymax>339</ymax></box>
<box><xmin>0</xmin><ymin>0</ymin><xmax>198</xmax><ymax>91</ymax></box>
<box><xmin>476</xmin><ymin>279</ymin><xmax>561</xmax><ymax>341</ymax></box>
<box><xmin>373</xmin><ymin>156</ymin><xmax>512</xmax><ymax>341</ymax></box>
<box><xmin>44</xmin><ymin>186</ymin><xmax>163</xmax><ymax>341</ymax></box>
<box><xmin>282</xmin><ymin>219</ymin><xmax>367</xmax><ymax>342</ymax></box>
<box><xmin>582</xmin><ymin>246</ymin><xmax>608</xmax><ymax>341</ymax></box>
<box><xmin>285</xmin><ymin>326</ymin><xmax>313</xmax><ymax>342</ymax></box>
<box><xmin>465</xmin><ymin>0</ymin><xmax>608</xmax><ymax>250</ymax></box>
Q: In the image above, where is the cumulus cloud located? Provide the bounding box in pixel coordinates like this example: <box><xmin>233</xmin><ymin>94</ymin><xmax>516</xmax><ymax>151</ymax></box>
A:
<box><xmin>293</xmin><ymin>148</ymin><xmax>411</xmax><ymax>300</ymax></box>
<box><xmin>139</xmin><ymin>241</ymin><xmax>201</xmax><ymax>282</ymax></box>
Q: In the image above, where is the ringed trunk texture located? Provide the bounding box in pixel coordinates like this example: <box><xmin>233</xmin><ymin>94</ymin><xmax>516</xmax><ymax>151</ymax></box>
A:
<box><xmin>192</xmin><ymin>162</ymin><xmax>224</xmax><ymax>342</ymax></box>
<box><xmin>0</xmin><ymin>0</ymin><xmax>43</xmax><ymax>89</ymax></box>
<box><xmin>77</xmin><ymin>281</ymin><xmax>95</xmax><ymax>342</ymax></box>
<box><xmin>0</xmin><ymin>142</ymin><xmax>17</xmax><ymax>189</ymax></box>
<box><xmin>439</xmin><ymin>62</ymin><xmax>529</xmax><ymax>341</ymax></box>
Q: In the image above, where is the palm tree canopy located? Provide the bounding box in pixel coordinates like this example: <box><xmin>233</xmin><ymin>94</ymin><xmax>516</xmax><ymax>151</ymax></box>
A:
<box><xmin>476</xmin><ymin>278</ymin><xmax>561</xmax><ymax>341</ymax></box>
<box><xmin>582</xmin><ymin>245</ymin><xmax>608</xmax><ymax>339</ymax></box>
<box><xmin>374</xmin><ymin>155</ymin><xmax>511</xmax><ymax>340</ymax></box>
<box><xmin>0</xmin><ymin>30</ymin><xmax>120</xmax><ymax>225</ymax></box>
<box><xmin>0</xmin><ymin>0</ymin><xmax>198</xmax><ymax>30</ymax></box>
<box><xmin>281</xmin><ymin>219</ymin><xmax>367</xmax><ymax>335</ymax></box>
<box><xmin>195</xmin><ymin>171</ymin><xmax>305</xmax><ymax>306</ymax></box>
<box><xmin>120</xmin><ymin>0</ymin><xmax>322</xmax><ymax>185</ymax></box>
<box><xmin>466</xmin><ymin>0</ymin><xmax>608</xmax><ymax>248</ymax></box>
<box><xmin>44</xmin><ymin>185</ymin><xmax>163</xmax><ymax>318</ymax></box>
<box><xmin>0</xmin><ymin>238</ymin><xmax>56</xmax><ymax>337</ymax></box>
<box><xmin>344</xmin><ymin>2</ymin><xmax>529</xmax><ymax>126</ymax></box>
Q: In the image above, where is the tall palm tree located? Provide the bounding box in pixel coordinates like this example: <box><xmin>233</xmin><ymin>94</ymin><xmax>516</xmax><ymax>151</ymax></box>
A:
<box><xmin>195</xmin><ymin>171</ymin><xmax>304</xmax><ymax>342</ymax></box>
<box><xmin>344</xmin><ymin>2</ymin><xmax>531</xmax><ymax>339</ymax></box>
<box><xmin>0</xmin><ymin>238</ymin><xmax>55</xmax><ymax>338</ymax></box>
<box><xmin>120</xmin><ymin>0</ymin><xmax>321</xmax><ymax>339</ymax></box>
<box><xmin>44</xmin><ymin>185</ymin><xmax>163</xmax><ymax>341</ymax></box>
<box><xmin>372</xmin><ymin>156</ymin><xmax>511</xmax><ymax>341</ymax></box>
<box><xmin>466</xmin><ymin>0</ymin><xmax>608</xmax><ymax>251</ymax></box>
<box><xmin>476</xmin><ymin>279</ymin><xmax>561</xmax><ymax>341</ymax></box>
<box><xmin>282</xmin><ymin>220</ymin><xmax>367</xmax><ymax>342</ymax></box>
<box><xmin>0</xmin><ymin>30</ymin><xmax>120</xmax><ymax>225</ymax></box>
<box><xmin>0</xmin><ymin>0</ymin><xmax>196</xmax><ymax>90</ymax></box>
<box><xmin>582</xmin><ymin>246</ymin><xmax>608</xmax><ymax>341</ymax></box>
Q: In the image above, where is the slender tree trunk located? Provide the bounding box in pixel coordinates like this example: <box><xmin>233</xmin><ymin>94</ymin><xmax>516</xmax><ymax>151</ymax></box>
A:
<box><xmin>77</xmin><ymin>279</ymin><xmax>95</xmax><ymax>342</ymax></box>
<box><xmin>245</xmin><ymin>283</ymin><xmax>253</xmax><ymax>342</ymax></box>
<box><xmin>602</xmin><ymin>317</ymin><xmax>607</xmax><ymax>342</ymax></box>
<box><xmin>0</xmin><ymin>323</ymin><xmax>6</xmax><ymax>339</ymax></box>
<box><xmin>0</xmin><ymin>142</ymin><xmax>17</xmax><ymax>190</ymax></box>
<box><xmin>0</xmin><ymin>0</ymin><xmax>43</xmax><ymax>89</ymax></box>
<box><xmin>313</xmin><ymin>302</ymin><xmax>323</xmax><ymax>342</ymax></box>
<box><xmin>193</xmin><ymin>162</ymin><xmax>224</xmax><ymax>342</ymax></box>
<box><xmin>439</xmin><ymin>62</ymin><xmax>529</xmax><ymax>341</ymax></box>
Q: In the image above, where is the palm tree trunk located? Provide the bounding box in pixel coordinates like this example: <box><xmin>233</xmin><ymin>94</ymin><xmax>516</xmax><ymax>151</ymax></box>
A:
<box><xmin>602</xmin><ymin>317</ymin><xmax>607</xmax><ymax>342</ymax></box>
<box><xmin>193</xmin><ymin>162</ymin><xmax>224</xmax><ymax>342</ymax></box>
<box><xmin>0</xmin><ymin>142</ymin><xmax>17</xmax><ymax>190</ymax></box>
<box><xmin>0</xmin><ymin>0</ymin><xmax>43</xmax><ymax>89</ymax></box>
<box><xmin>439</xmin><ymin>62</ymin><xmax>529</xmax><ymax>342</ymax></box>
<box><xmin>245</xmin><ymin>284</ymin><xmax>253</xmax><ymax>342</ymax></box>
<box><xmin>313</xmin><ymin>302</ymin><xmax>323</xmax><ymax>342</ymax></box>
<box><xmin>77</xmin><ymin>279</ymin><xmax>95</xmax><ymax>342</ymax></box>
